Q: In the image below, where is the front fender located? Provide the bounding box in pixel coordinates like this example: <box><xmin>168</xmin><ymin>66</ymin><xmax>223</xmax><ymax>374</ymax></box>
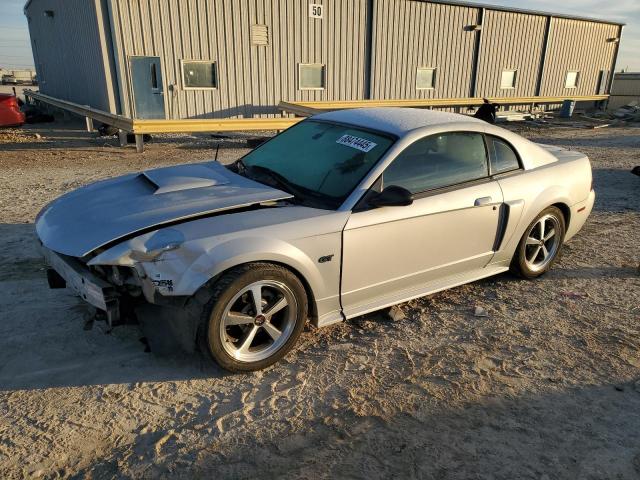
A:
<box><xmin>169</xmin><ymin>236</ymin><xmax>328</xmax><ymax>299</ymax></box>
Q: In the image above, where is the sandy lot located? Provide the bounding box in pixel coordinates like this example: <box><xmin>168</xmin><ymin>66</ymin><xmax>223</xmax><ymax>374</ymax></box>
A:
<box><xmin>0</xmin><ymin>120</ymin><xmax>639</xmax><ymax>479</ymax></box>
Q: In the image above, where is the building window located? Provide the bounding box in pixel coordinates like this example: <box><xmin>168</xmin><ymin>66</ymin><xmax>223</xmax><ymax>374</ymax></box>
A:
<box><xmin>500</xmin><ymin>70</ymin><xmax>517</xmax><ymax>89</ymax></box>
<box><xmin>299</xmin><ymin>64</ymin><xmax>325</xmax><ymax>90</ymax></box>
<box><xmin>416</xmin><ymin>67</ymin><xmax>436</xmax><ymax>90</ymax></box>
<box><xmin>565</xmin><ymin>71</ymin><xmax>579</xmax><ymax>89</ymax></box>
<box><xmin>182</xmin><ymin>60</ymin><xmax>218</xmax><ymax>89</ymax></box>
<box><xmin>251</xmin><ymin>24</ymin><xmax>269</xmax><ymax>46</ymax></box>
<box><xmin>150</xmin><ymin>63</ymin><xmax>159</xmax><ymax>90</ymax></box>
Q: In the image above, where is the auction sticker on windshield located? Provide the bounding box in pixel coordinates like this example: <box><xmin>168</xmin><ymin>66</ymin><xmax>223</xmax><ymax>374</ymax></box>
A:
<box><xmin>336</xmin><ymin>134</ymin><xmax>378</xmax><ymax>153</ymax></box>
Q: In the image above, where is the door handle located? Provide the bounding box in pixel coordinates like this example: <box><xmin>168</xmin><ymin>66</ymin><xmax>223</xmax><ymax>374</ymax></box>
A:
<box><xmin>474</xmin><ymin>196</ymin><xmax>492</xmax><ymax>207</ymax></box>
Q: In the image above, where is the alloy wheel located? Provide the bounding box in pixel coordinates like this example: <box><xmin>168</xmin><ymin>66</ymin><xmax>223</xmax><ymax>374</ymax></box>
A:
<box><xmin>524</xmin><ymin>213</ymin><xmax>562</xmax><ymax>273</ymax></box>
<box><xmin>219</xmin><ymin>280</ymin><xmax>298</xmax><ymax>363</ymax></box>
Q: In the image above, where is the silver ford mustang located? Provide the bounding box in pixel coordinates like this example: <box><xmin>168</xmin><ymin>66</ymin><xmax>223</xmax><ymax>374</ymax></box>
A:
<box><xmin>37</xmin><ymin>108</ymin><xmax>595</xmax><ymax>371</ymax></box>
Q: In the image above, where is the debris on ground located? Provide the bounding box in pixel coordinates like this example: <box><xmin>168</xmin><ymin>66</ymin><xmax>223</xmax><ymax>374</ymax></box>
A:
<box><xmin>388</xmin><ymin>305</ymin><xmax>406</xmax><ymax>321</ymax></box>
<box><xmin>473</xmin><ymin>305</ymin><xmax>489</xmax><ymax>317</ymax></box>
<box><xmin>559</xmin><ymin>291</ymin><xmax>589</xmax><ymax>299</ymax></box>
<box><xmin>613</xmin><ymin>102</ymin><xmax>640</xmax><ymax>121</ymax></box>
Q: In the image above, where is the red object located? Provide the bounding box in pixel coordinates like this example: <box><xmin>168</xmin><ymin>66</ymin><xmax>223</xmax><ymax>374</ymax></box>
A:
<box><xmin>0</xmin><ymin>94</ymin><xmax>26</xmax><ymax>127</ymax></box>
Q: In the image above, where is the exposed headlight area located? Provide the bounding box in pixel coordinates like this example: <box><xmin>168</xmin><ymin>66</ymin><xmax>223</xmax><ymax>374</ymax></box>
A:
<box><xmin>90</xmin><ymin>264</ymin><xmax>143</xmax><ymax>298</ymax></box>
<box><xmin>129</xmin><ymin>228</ymin><xmax>186</xmax><ymax>262</ymax></box>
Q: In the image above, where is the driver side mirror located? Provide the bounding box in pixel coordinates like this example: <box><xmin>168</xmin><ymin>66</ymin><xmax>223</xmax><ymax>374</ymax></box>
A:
<box><xmin>368</xmin><ymin>185</ymin><xmax>414</xmax><ymax>208</ymax></box>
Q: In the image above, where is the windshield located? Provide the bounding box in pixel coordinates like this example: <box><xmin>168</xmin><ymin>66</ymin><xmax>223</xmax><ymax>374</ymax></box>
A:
<box><xmin>240</xmin><ymin>120</ymin><xmax>395</xmax><ymax>209</ymax></box>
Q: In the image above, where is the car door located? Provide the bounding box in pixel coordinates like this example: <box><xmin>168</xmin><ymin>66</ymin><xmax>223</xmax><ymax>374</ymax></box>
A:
<box><xmin>341</xmin><ymin>131</ymin><xmax>503</xmax><ymax>317</ymax></box>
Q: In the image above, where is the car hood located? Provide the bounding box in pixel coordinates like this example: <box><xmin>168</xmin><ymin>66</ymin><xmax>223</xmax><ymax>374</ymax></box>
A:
<box><xmin>36</xmin><ymin>161</ymin><xmax>293</xmax><ymax>257</ymax></box>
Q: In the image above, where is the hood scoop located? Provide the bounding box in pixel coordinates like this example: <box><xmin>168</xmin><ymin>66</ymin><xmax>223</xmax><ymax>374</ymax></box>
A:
<box><xmin>140</xmin><ymin>163</ymin><xmax>230</xmax><ymax>194</ymax></box>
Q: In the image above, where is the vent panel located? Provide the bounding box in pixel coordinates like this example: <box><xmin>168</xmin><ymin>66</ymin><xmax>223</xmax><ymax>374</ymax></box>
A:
<box><xmin>251</xmin><ymin>24</ymin><xmax>269</xmax><ymax>46</ymax></box>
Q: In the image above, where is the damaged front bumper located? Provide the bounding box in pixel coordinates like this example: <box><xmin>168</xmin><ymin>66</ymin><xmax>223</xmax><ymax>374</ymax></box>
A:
<box><xmin>42</xmin><ymin>246</ymin><xmax>120</xmax><ymax>326</ymax></box>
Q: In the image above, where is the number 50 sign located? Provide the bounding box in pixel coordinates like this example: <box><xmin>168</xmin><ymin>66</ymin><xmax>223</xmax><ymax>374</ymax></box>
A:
<box><xmin>309</xmin><ymin>3</ymin><xmax>323</xmax><ymax>19</ymax></box>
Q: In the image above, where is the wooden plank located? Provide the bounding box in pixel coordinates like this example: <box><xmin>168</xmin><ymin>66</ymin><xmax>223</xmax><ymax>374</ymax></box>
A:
<box><xmin>286</xmin><ymin>94</ymin><xmax>609</xmax><ymax>111</ymax></box>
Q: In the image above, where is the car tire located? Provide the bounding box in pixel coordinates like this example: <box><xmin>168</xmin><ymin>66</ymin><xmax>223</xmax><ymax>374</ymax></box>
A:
<box><xmin>196</xmin><ymin>263</ymin><xmax>308</xmax><ymax>372</ymax></box>
<box><xmin>511</xmin><ymin>206</ymin><xmax>566</xmax><ymax>279</ymax></box>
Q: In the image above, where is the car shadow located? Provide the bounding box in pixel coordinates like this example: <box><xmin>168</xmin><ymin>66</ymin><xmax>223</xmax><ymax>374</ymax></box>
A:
<box><xmin>0</xmin><ymin>223</ymin><xmax>231</xmax><ymax>391</ymax></box>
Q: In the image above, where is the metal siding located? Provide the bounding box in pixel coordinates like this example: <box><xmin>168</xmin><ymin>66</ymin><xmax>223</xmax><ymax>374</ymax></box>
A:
<box><xmin>611</xmin><ymin>77</ymin><xmax>640</xmax><ymax>96</ymax></box>
<box><xmin>370</xmin><ymin>0</ymin><xmax>478</xmax><ymax>100</ymax></box>
<box><xmin>25</xmin><ymin>0</ymin><xmax>115</xmax><ymax>112</ymax></box>
<box><xmin>475</xmin><ymin>10</ymin><xmax>546</xmax><ymax>98</ymax></box>
<box><xmin>109</xmin><ymin>0</ymin><xmax>368</xmax><ymax>119</ymax></box>
<box><xmin>540</xmin><ymin>18</ymin><xmax>619</xmax><ymax>96</ymax></box>
<box><xmin>27</xmin><ymin>0</ymin><xmax>623</xmax><ymax>119</ymax></box>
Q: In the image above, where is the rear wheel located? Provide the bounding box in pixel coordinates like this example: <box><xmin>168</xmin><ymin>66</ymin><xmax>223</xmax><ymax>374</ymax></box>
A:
<box><xmin>511</xmin><ymin>206</ymin><xmax>565</xmax><ymax>279</ymax></box>
<box><xmin>197</xmin><ymin>263</ymin><xmax>307</xmax><ymax>372</ymax></box>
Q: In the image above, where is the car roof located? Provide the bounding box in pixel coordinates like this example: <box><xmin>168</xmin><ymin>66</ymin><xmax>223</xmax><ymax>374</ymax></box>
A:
<box><xmin>311</xmin><ymin>107</ymin><xmax>486</xmax><ymax>137</ymax></box>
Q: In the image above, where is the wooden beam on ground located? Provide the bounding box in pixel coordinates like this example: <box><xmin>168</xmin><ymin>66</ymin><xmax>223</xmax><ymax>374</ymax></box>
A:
<box><xmin>283</xmin><ymin>95</ymin><xmax>610</xmax><ymax>113</ymax></box>
<box><xmin>277</xmin><ymin>101</ymin><xmax>322</xmax><ymax>117</ymax></box>
<box><xmin>131</xmin><ymin>117</ymin><xmax>302</xmax><ymax>134</ymax></box>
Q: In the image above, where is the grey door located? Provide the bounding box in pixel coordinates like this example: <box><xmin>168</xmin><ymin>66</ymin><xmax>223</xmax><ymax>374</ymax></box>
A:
<box><xmin>341</xmin><ymin>132</ymin><xmax>503</xmax><ymax>317</ymax></box>
<box><xmin>130</xmin><ymin>56</ymin><xmax>165</xmax><ymax>119</ymax></box>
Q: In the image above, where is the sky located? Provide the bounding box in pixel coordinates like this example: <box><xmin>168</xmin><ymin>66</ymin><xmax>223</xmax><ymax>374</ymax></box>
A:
<box><xmin>0</xmin><ymin>0</ymin><xmax>638</xmax><ymax>72</ymax></box>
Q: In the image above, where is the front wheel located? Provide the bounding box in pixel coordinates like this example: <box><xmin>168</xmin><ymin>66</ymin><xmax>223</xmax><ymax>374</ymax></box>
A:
<box><xmin>511</xmin><ymin>206</ymin><xmax>566</xmax><ymax>279</ymax></box>
<box><xmin>198</xmin><ymin>263</ymin><xmax>308</xmax><ymax>372</ymax></box>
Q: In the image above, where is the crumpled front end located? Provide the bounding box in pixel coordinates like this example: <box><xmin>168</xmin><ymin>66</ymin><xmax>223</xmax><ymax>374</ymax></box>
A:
<box><xmin>42</xmin><ymin>247</ymin><xmax>123</xmax><ymax>326</ymax></box>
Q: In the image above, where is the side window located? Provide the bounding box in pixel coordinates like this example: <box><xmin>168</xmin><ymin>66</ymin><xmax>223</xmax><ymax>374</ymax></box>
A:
<box><xmin>383</xmin><ymin>132</ymin><xmax>488</xmax><ymax>194</ymax></box>
<box><xmin>488</xmin><ymin>136</ymin><xmax>520</xmax><ymax>174</ymax></box>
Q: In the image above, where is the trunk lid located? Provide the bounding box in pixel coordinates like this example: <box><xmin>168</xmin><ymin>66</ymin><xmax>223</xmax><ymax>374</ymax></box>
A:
<box><xmin>536</xmin><ymin>143</ymin><xmax>588</xmax><ymax>163</ymax></box>
<box><xmin>36</xmin><ymin>162</ymin><xmax>293</xmax><ymax>257</ymax></box>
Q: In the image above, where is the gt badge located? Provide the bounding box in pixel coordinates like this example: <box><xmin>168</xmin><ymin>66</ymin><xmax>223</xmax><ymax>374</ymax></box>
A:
<box><xmin>318</xmin><ymin>255</ymin><xmax>334</xmax><ymax>264</ymax></box>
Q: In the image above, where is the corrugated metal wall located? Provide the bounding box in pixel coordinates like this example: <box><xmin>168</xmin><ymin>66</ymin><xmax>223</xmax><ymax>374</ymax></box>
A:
<box><xmin>369</xmin><ymin>0</ymin><xmax>477</xmax><ymax>100</ymax></box>
<box><xmin>25</xmin><ymin>0</ymin><xmax>118</xmax><ymax>112</ymax></box>
<box><xmin>25</xmin><ymin>0</ymin><xmax>622</xmax><ymax>118</ymax></box>
<box><xmin>611</xmin><ymin>74</ymin><xmax>640</xmax><ymax>96</ymax></box>
<box><xmin>540</xmin><ymin>18</ymin><xmax>620</xmax><ymax>97</ymax></box>
<box><xmin>108</xmin><ymin>0</ymin><xmax>369</xmax><ymax>119</ymax></box>
<box><xmin>475</xmin><ymin>10</ymin><xmax>547</xmax><ymax>98</ymax></box>
<box><xmin>608</xmin><ymin>73</ymin><xmax>640</xmax><ymax>110</ymax></box>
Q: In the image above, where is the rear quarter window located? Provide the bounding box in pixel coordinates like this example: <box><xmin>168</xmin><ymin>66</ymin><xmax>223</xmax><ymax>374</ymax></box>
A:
<box><xmin>488</xmin><ymin>136</ymin><xmax>521</xmax><ymax>174</ymax></box>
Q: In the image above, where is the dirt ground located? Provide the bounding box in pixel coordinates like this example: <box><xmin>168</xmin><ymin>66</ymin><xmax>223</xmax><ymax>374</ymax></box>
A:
<box><xmin>0</xmin><ymin>120</ymin><xmax>639</xmax><ymax>479</ymax></box>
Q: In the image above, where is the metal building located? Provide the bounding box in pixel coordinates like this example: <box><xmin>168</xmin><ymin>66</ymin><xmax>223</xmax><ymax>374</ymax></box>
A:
<box><xmin>608</xmin><ymin>72</ymin><xmax>640</xmax><ymax>110</ymax></box>
<box><xmin>24</xmin><ymin>0</ymin><xmax>623</xmax><ymax>120</ymax></box>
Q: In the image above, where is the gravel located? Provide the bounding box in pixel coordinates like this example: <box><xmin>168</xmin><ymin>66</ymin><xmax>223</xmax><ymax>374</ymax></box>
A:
<box><xmin>0</xmin><ymin>120</ymin><xmax>639</xmax><ymax>479</ymax></box>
